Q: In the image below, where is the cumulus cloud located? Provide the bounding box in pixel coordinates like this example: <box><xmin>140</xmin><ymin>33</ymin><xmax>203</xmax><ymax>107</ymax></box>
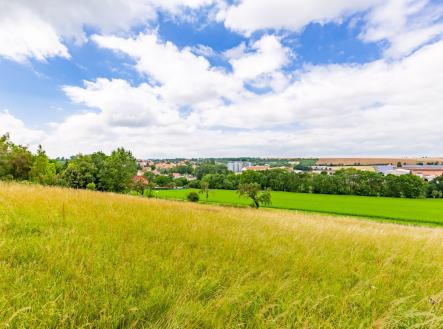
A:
<box><xmin>63</xmin><ymin>79</ymin><xmax>181</xmax><ymax>127</ymax></box>
<box><xmin>0</xmin><ymin>111</ymin><xmax>46</xmax><ymax>148</ymax></box>
<box><xmin>0</xmin><ymin>0</ymin><xmax>215</xmax><ymax>62</ymax></box>
<box><xmin>2</xmin><ymin>1</ymin><xmax>443</xmax><ymax>157</ymax></box>
<box><xmin>228</xmin><ymin>35</ymin><xmax>292</xmax><ymax>81</ymax></box>
<box><xmin>4</xmin><ymin>38</ymin><xmax>443</xmax><ymax>157</ymax></box>
<box><xmin>219</xmin><ymin>0</ymin><xmax>443</xmax><ymax>58</ymax></box>
<box><xmin>0</xmin><ymin>3</ymin><xmax>69</xmax><ymax>63</ymax></box>
<box><xmin>360</xmin><ymin>0</ymin><xmax>443</xmax><ymax>58</ymax></box>
<box><xmin>92</xmin><ymin>32</ymin><xmax>246</xmax><ymax>107</ymax></box>
<box><xmin>219</xmin><ymin>0</ymin><xmax>380</xmax><ymax>35</ymax></box>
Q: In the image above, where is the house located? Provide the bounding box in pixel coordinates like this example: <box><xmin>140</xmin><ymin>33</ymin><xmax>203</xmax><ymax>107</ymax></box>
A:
<box><xmin>155</xmin><ymin>162</ymin><xmax>176</xmax><ymax>170</ymax></box>
<box><xmin>403</xmin><ymin>165</ymin><xmax>443</xmax><ymax>180</ymax></box>
<box><xmin>242</xmin><ymin>165</ymin><xmax>270</xmax><ymax>172</ymax></box>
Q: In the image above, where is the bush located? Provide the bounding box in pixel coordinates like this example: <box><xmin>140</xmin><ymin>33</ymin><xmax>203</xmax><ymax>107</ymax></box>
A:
<box><xmin>187</xmin><ymin>191</ymin><xmax>200</xmax><ymax>202</ymax></box>
<box><xmin>188</xmin><ymin>180</ymin><xmax>201</xmax><ymax>189</ymax></box>
<box><xmin>86</xmin><ymin>182</ymin><xmax>96</xmax><ymax>191</ymax></box>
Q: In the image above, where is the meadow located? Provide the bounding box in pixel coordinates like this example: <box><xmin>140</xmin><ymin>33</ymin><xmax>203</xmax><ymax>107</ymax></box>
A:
<box><xmin>2</xmin><ymin>182</ymin><xmax>443</xmax><ymax>327</ymax></box>
<box><xmin>155</xmin><ymin>189</ymin><xmax>443</xmax><ymax>226</ymax></box>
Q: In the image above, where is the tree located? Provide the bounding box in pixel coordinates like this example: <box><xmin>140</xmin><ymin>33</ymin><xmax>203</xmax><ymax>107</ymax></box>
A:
<box><xmin>130</xmin><ymin>177</ymin><xmax>149</xmax><ymax>194</ymax></box>
<box><xmin>90</xmin><ymin>151</ymin><xmax>108</xmax><ymax>189</ymax></box>
<box><xmin>431</xmin><ymin>189</ymin><xmax>442</xmax><ymax>198</ymax></box>
<box><xmin>237</xmin><ymin>183</ymin><xmax>271</xmax><ymax>208</ymax></box>
<box><xmin>174</xmin><ymin>177</ymin><xmax>188</xmax><ymax>187</ymax></box>
<box><xmin>0</xmin><ymin>134</ymin><xmax>33</xmax><ymax>180</ymax></box>
<box><xmin>29</xmin><ymin>145</ymin><xmax>56</xmax><ymax>185</ymax></box>
<box><xmin>194</xmin><ymin>162</ymin><xmax>229</xmax><ymax>180</ymax></box>
<box><xmin>99</xmin><ymin>148</ymin><xmax>137</xmax><ymax>192</ymax></box>
<box><xmin>199</xmin><ymin>180</ymin><xmax>210</xmax><ymax>202</ymax></box>
<box><xmin>63</xmin><ymin>155</ymin><xmax>96</xmax><ymax>189</ymax></box>
<box><xmin>0</xmin><ymin>134</ymin><xmax>12</xmax><ymax>179</ymax></box>
<box><xmin>155</xmin><ymin>175</ymin><xmax>173</xmax><ymax>187</ymax></box>
<box><xmin>143</xmin><ymin>182</ymin><xmax>156</xmax><ymax>198</ymax></box>
<box><xmin>143</xmin><ymin>171</ymin><xmax>155</xmax><ymax>182</ymax></box>
<box><xmin>188</xmin><ymin>180</ymin><xmax>201</xmax><ymax>188</ymax></box>
<box><xmin>428</xmin><ymin>175</ymin><xmax>443</xmax><ymax>198</ymax></box>
<box><xmin>9</xmin><ymin>144</ymin><xmax>33</xmax><ymax>180</ymax></box>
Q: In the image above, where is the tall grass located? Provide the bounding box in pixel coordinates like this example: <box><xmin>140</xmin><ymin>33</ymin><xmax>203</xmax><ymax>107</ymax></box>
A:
<box><xmin>1</xmin><ymin>182</ymin><xmax>443</xmax><ymax>328</ymax></box>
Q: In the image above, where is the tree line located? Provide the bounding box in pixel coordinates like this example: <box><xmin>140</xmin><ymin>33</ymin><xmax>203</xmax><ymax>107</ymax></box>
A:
<box><xmin>1</xmin><ymin>134</ymin><xmax>442</xmax><ymax>199</ymax></box>
<box><xmin>195</xmin><ymin>166</ymin><xmax>442</xmax><ymax>199</ymax></box>
<box><xmin>0</xmin><ymin>134</ymin><xmax>137</xmax><ymax>193</ymax></box>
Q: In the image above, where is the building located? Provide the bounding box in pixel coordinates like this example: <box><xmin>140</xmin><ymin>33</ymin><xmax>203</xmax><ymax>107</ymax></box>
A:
<box><xmin>374</xmin><ymin>165</ymin><xmax>411</xmax><ymax>176</ymax></box>
<box><xmin>310</xmin><ymin>166</ymin><xmax>334</xmax><ymax>174</ymax></box>
<box><xmin>155</xmin><ymin>162</ymin><xmax>176</xmax><ymax>170</ymax></box>
<box><xmin>227</xmin><ymin>161</ymin><xmax>252</xmax><ymax>173</ymax></box>
<box><xmin>242</xmin><ymin>165</ymin><xmax>270</xmax><ymax>172</ymax></box>
<box><xmin>403</xmin><ymin>165</ymin><xmax>443</xmax><ymax>181</ymax></box>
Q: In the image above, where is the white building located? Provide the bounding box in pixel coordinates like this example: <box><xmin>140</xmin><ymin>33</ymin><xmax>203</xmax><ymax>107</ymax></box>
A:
<box><xmin>228</xmin><ymin>161</ymin><xmax>252</xmax><ymax>173</ymax></box>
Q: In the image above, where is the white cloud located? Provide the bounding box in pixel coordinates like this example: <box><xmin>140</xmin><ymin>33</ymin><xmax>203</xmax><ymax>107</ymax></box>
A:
<box><xmin>0</xmin><ymin>3</ymin><xmax>69</xmax><ymax>63</ymax></box>
<box><xmin>4</xmin><ymin>38</ymin><xmax>443</xmax><ymax>158</ymax></box>
<box><xmin>229</xmin><ymin>35</ymin><xmax>292</xmax><ymax>81</ymax></box>
<box><xmin>3</xmin><ymin>1</ymin><xmax>443</xmax><ymax>157</ymax></box>
<box><xmin>0</xmin><ymin>111</ymin><xmax>46</xmax><ymax>148</ymax></box>
<box><xmin>63</xmin><ymin>79</ymin><xmax>181</xmax><ymax>127</ymax></box>
<box><xmin>0</xmin><ymin>0</ymin><xmax>215</xmax><ymax>62</ymax></box>
<box><xmin>92</xmin><ymin>32</ymin><xmax>246</xmax><ymax>107</ymax></box>
<box><xmin>219</xmin><ymin>0</ymin><xmax>380</xmax><ymax>35</ymax></box>
<box><xmin>219</xmin><ymin>0</ymin><xmax>443</xmax><ymax>58</ymax></box>
<box><xmin>360</xmin><ymin>0</ymin><xmax>443</xmax><ymax>58</ymax></box>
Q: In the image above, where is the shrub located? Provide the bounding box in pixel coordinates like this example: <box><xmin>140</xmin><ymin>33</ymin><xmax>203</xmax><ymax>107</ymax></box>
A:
<box><xmin>187</xmin><ymin>191</ymin><xmax>200</xmax><ymax>202</ymax></box>
<box><xmin>86</xmin><ymin>182</ymin><xmax>96</xmax><ymax>191</ymax></box>
<box><xmin>188</xmin><ymin>180</ymin><xmax>201</xmax><ymax>189</ymax></box>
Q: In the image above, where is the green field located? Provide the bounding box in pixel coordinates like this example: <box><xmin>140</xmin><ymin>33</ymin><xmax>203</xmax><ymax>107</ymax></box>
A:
<box><xmin>156</xmin><ymin>189</ymin><xmax>443</xmax><ymax>226</ymax></box>
<box><xmin>3</xmin><ymin>182</ymin><xmax>443</xmax><ymax>328</ymax></box>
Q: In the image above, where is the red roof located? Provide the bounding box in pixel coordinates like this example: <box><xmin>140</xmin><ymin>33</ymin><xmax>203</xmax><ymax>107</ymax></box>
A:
<box><xmin>243</xmin><ymin>166</ymin><xmax>270</xmax><ymax>171</ymax></box>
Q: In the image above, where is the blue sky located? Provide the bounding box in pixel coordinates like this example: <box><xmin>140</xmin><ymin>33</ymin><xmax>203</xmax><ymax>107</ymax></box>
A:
<box><xmin>1</xmin><ymin>0</ymin><xmax>443</xmax><ymax>158</ymax></box>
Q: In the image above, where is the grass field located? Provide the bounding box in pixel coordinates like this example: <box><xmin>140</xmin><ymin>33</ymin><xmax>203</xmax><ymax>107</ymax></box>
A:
<box><xmin>155</xmin><ymin>189</ymin><xmax>443</xmax><ymax>226</ymax></box>
<box><xmin>2</xmin><ymin>182</ymin><xmax>443</xmax><ymax>327</ymax></box>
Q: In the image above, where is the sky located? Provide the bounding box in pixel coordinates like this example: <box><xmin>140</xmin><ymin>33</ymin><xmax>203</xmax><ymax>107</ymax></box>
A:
<box><xmin>0</xmin><ymin>0</ymin><xmax>443</xmax><ymax>158</ymax></box>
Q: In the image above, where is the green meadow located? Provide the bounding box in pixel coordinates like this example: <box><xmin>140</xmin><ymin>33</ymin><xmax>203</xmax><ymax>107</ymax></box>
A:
<box><xmin>156</xmin><ymin>189</ymin><xmax>443</xmax><ymax>226</ymax></box>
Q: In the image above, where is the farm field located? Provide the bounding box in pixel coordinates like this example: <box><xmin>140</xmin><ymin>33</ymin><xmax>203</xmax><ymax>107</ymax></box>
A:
<box><xmin>156</xmin><ymin>189</ymin><xmax>443</xmax><ymax>226</ymax></box>
<box><xmin>2</xmin><ymin>182</ymin><xmax>443</xmax><ymax>327</ymax></box>
<box><xmin>316</xmin><ymin>157</ymin><xmax>443</xmax><ymax>165</ymax></box>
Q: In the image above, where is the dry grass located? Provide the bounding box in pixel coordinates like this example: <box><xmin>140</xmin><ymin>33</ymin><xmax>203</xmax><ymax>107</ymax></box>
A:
<box><xmin>2</xmin><ymin>182</ymin><xmax>443</xmax><ymax>328</ymax></box>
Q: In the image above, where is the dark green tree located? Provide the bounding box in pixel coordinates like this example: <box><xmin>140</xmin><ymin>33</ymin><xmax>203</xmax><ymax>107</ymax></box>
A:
<box><xmin>63</xmin><ymin>155</ymin><xmax>97</xmax><ymax>189</ymax></box>
<box><xmin>99</xmin><ymin>148</ymin><xmax>137</xmax><ymax>192</ymax></box>
<box><xmin>155</xmin><ymin>175</ymin><xmax>173</xmax><ymax>187</ymax></box>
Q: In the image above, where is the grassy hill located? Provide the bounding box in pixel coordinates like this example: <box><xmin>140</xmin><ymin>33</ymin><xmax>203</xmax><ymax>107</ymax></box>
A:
<box><xmin>156</xmin><ymin>189</ymin><xmax>443</xmax><ymax>226</ymax></box>
<box><xmin>2</xmin><ymin>182</ymin><xmax>443</xmax><ymax>328</ymax></box>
